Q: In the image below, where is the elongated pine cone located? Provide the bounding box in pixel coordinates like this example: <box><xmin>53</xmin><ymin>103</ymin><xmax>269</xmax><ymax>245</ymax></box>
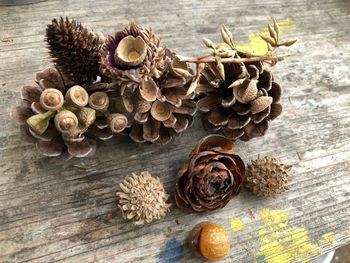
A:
<box><xmin>46</xmin><ymin>17</ymin><xmax>104</xmax><ymax>84</ymax></box>
<box><xmin>11</xmin><ymin>67</ymin><xmax>125</xmax><ymax>159</ymax></box>
<box><xmin>116</xmin><ymin>171</ymin><xmax>170</xmax><ymax>225</ymax></box>
<box><xmin>111</xmin><ymin>49</ymin><xmax>197</xmax><ymax>144</ymax></box>
<box><xmin>175</xmin><ymin>135</ymin><xmax>245</xmax><ymax>213</ymax></box>
<box><xmin>246</xmin><ymin>156</ymin><xmax>291</xmax><ymax>197</ymax></box>
<box><xmin>197</xmin><ymin>56</ymin><xmax>282</xmax><ymax>141</ymax></box>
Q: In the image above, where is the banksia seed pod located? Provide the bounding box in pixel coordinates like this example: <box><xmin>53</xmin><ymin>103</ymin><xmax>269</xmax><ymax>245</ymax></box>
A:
<box><xmin>46</xmin><ymin>17</ymin><xmax>104</xmax><ymax>84</ymax></box>
<box><xmin>246</xmin><ymin>156</ymin><xmax>291</xmax><ymax>197</ymax></box>
<box><xmin>116</xmin><ymin>171</ymin><xmax>170</xmax><ymax>225</ymax></box>
<box><xmin>175</xmin><ymin>135</ymin><xmax>245</xmax><ymax>213</ymax></box>
<box><xmin>191</xmin><ymin>222</ymin><xmax>231</xmax><ymax>261</ymax></box>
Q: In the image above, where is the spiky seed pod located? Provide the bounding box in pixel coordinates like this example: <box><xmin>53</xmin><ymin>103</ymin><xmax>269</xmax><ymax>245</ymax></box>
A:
<box><xmin>11</xmin><ymin>67</ymin><xmax>114</xmax><ymax>159</ymax></box>
<box><xmin>197</xmin><ymin>53</ymin><xmax>283</xmax><ymax>141</ymax></box>
<box><xmin>46</xmin><ymin>17</ymin><xmax>104</xmax><ymax>84</ymax></box>
<box><xmin>100</xmin><ymin>22</ymin><xmax>167</xmax><ymax>88</ymax></box>
<box><xmin>116</xmin><ymin>171</ymin><xmax>170</xmax><ymax>225</ymax></box>
<box><xmin>246</xmin><ymin>156</ymin><xmax>291</xmax><ymax>197</ymax></box>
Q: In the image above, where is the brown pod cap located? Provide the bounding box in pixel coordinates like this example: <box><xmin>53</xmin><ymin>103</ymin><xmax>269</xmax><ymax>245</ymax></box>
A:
<box><xmin>150</xmin><ymin>101</ymin><xmax>171</xmax><ymax>122</ymax></box>
<box><xmin>39</xmin><ymin>88</ymin><xmax>64</xmax><ymax>111</ymax></box>
<box><xmin>139</xmin><ymin>80</ymin><xmax>158</xmax><ymax>102</ymax></box>
<box><xmin>109</xmin><ymin>113</ymin><xmax>128</xmax><ymax>133</ymax></box>
<box><xmin>114</xmin><ymin>35</ymin><xmax>147</xmax><ymax>66</ymax></box>
<box><xmin>54</xmin><ymin>110</ymin><xmax>79</xmax><ymax>133</ymax></box>
<box><xmin>191</xmin><ymin>222</ymin><xmax>230</xmax><ymax>260</ymax></box>
<box><xmin>175</xmin><ymin>135</ymin><xmax>245</xmax><ymax>213</ymax></box>
<box><xmin>65</xmin><ymin>85</ymin><xmax>89</xmax><ymax>108</ymax></box>
<box><xmin>89</xmin><ymin>91</ymin><xmax>109</xmax><ymax>111</ymax></box>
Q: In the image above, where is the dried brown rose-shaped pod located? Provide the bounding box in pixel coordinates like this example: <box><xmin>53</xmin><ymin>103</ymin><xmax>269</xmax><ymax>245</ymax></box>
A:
<box><xmin>175</xmin><ymin>135</ymin><xmax>245</xmax><ymax>213</ymax></box>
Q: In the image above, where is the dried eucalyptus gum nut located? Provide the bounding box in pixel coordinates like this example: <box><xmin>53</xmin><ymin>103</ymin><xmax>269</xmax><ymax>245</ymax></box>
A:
<box><xmin>150</xmin><ymin>101</ymin><xmax>171</xmax><ymax>121</ymax></box>
<box><xmin>191</xmin><ymin>222</ymin><xmax>230</xmax><ymax>261</ymax></box>
<box><xmin>65</xmin><ymin>85</ymin><xmax>89</xmax><ymax>107</ymax></box>
<box><xmin>54</xmin><ymin>110</ymin><xmax>78</xmax><ymax>133</ymax></box>
<box><xmin>109</xmin><ymin>113</ymin><xmax>128</xmax><ymax>133</ymax></box>
<box><xmin>140</xmin><ymin>80</ymin><xmax>158</xmax><ymax>102</ymax></box>
<box><xmin>89</xmin><ymin>91</ymin><xmax>109</xmax><ymax>111</ymax></box>
<box><xmin>40</xmin><ymin>88</ymin><xmax>64</xmax><ymax>111</ymax></box>
<box><xmin>114</xmin><ymin>36</ymin><xmax>147</xmax><ymax>66</ymax></box>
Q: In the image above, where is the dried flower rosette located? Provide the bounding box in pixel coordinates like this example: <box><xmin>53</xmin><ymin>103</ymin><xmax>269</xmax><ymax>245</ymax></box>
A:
<box><xmin>175</xmin><ymin>135</ymin><xmax>245</xmax><ymax>213</ymax></box>
<box><xmin>11</xmin><ymin>67</ymin><xmax>127</xmax><ymax>158</ymax></box>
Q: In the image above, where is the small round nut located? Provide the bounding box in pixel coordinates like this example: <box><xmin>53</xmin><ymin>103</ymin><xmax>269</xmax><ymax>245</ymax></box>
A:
<box><xmin>191</xmin><ymin>222</ymin><xmax>230</xmax><ymax>261</ymax></box>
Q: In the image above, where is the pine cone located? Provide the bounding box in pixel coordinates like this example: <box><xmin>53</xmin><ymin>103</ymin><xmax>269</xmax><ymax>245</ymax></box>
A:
<box><xmin>246</xmin><ymin>156</ymin><xmax>291</xmax><ymax>197</ymax></box>
<box><xmin>197</xmin><ymin>57</ymin><xmax>282</xmax><ymax>141</ymax></box>
<box><xmin>100</xmin><ymin>22</ymin><xmax>168</xmax><ymax>87</ymax></box>
<box><xmin>114</xmin><ymin>50</ymin><xmax>197</xmax><ymax>145</ymax></box>
<box><xmin>175</xmin><ymin>135</ymin><xmax>245</xmax><ymax>213</ymax></box>
<box><xmin>11</xmin><ymin>67</ymin><xmax>120</xmax><ymax>159</ymax></box>
<box><xmin>46</xmin><ymin>17</ymin><xmax>104</xmax><ymax>84</ymax></box>
<box><xmin>116</xmin><ymin>171</ymin><xmax>170</xmax><ymax>225</ymax></box>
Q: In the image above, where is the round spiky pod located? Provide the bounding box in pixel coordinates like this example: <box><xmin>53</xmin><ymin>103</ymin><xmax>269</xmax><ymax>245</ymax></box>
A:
<box><xmin>116</xmin><ymin>171</ymin><xmax>170</xmax><ymax>225</ymax></box>
<box><xmin>246</xmin><ymin>156</ymin><xmax>291</xmax><ymax>197</ymax></box>
<box><xmin>46</xmin><ymin>17</ymin><xmax>104</xmax><ymax>84</ymax></box>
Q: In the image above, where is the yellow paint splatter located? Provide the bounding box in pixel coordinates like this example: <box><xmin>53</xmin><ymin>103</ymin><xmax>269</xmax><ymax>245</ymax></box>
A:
<box><xmin>256</xmin><ymin>208</ymin><xmax>318</xmax><ymax>263</ymax></box>
<box><xmin>321</xmin><ymin>233</ymin><xmax>334</xmax><ymax>246</ymax></box>
<box><xmin>229</xmin><ymin>217</ymin><xmax>244</xmax><ymax>232</ymax></box>
<box><xmin>236</xmin><ymin>18</ymin><xmax>296</xmax><ymax>55</ymax></box>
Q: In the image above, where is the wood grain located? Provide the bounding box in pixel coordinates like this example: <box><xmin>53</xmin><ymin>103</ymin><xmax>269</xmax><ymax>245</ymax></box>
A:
<box><xmin>0</xmin><ymin>0</ymin><xmax>350</xmax><ymax>262</ymax></box>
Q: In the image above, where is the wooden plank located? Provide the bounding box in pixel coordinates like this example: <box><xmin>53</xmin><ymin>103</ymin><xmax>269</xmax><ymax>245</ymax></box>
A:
<box><xmin>0</xmin><ymin>0</ymin><xmax>350</xmax><ymax>262</ymax></box>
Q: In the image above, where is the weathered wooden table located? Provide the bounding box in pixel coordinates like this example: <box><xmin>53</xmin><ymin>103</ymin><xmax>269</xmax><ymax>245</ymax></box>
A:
<box><xmin>1</xmin><ymin>0</ymin><xmax>350</xmax><ymax>262</ymax></box>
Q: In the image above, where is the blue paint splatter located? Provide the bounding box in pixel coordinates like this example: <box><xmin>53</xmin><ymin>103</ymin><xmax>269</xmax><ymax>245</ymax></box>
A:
<box><xmin>155</xmin><ymin>238</ymin><xmax>184</xmax><ymax>263</ymax></box>
<box><xmin>257</xmin><ymin>254</ymin><xmax>266</xmax><ymax>262</ymax></box>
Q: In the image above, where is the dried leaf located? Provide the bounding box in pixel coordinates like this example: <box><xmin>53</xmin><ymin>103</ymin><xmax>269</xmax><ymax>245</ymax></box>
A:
<box><xmin>186</xmin><ymin>80</ymin><xmax>198</xmax><ymax>96</ymax></box>
<box><xmin>202</xmin><ymin>37</ymin><xmax>216</xmax><ymax>50</ymax></box>
<box><xmin>220</xmin><ymin>24</ymin><xmax>234</xmax><ymax>48</ymax></box>
<box><xmin>216</xmin><ymin>56</ymin><xmax>225</xmax><ymax>80</ymax></box>
<box><xmin>280</xmin><ymin>39</ymin><xmax>297</xmax><ymax>47</ymax></box>
<box><xmin>172</xmin><ymin>67</ymin><xmax>193</xmax><ymax>78</ymax></box>
<box><xmin>228</xmin><ymin>78</ymin><xmax>247</xmax><ymax>89</ymax></box>
<box><xmin>268</xmin><ymin>24</ymin><xmax>278</xmax><ymax>42</ymax></box>
<box><xmin>260</xmin><ymin>35</ymin><xmax>277</xmax><ymax>47</ymax></box>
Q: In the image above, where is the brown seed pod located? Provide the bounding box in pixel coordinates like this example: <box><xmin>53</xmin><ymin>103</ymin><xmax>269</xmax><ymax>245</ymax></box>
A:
<box><xmin>54</xmin><ymin>110</ymin><xmax>79</xmax><ymax>133</ymax></box>
<box><xmin>114</xmin><ymin>35</ymin><xmax>147</xmax><ymax>66</ymax></box>
<box><xmin>191</xmin><ymin>222</ymin><xmax>231</xmax><ymax>261</ymax></box>
<box><xmin>89</xmin><ymin>91</ymin><xmax>109</xmax><ymax>111</ymax></box>
<box><xmin>65</xmin><ymin>85</ymin><xmax>89</xmax><ymax>108</ymax></box>
<box><xmin>39</xmin><ymin>88</ymin><xmax>64</xmax><ymax>111</ymax></box>
<box><xmin>108</xmin><ymin>113</ymin><xmax>128</xmax><ymax>133</ymax></box>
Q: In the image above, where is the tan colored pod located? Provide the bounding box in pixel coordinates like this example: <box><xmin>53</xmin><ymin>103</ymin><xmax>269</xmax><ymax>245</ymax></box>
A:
<box><xmin>114</xmin><ymin>35</ymin><xmax>147</xmax><ymax>66</ymax></box>
<box><xmin>39</xmin><ymin>88</ymin><xmax>64</xmax><ymax>111</ymax></box>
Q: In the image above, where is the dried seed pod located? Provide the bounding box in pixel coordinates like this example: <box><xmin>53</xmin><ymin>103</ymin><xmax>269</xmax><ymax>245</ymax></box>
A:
<box><xmin>116</xmin><ymin>171</ymin><xmax>170</xmax><ymax>225</ymax></box>
<box><xmin>139</xmin><ymin>80</ymin><xmax>158</xmax><ymax>102</ymax></box>
<box><xmin>233</xmin><ymin>80</ymin><xmax>258</xmax><ymax>104</ymax></box>
<box><xmin>150</xmin><ymin>100</ymin><xmax>171</xmax><ymax>121</ymax></box>
<box><xmin>54</xmin><ymin>110</ymin><xmax>79</xmax><ymax>133</ymax></box>
<box><xmin>114</xmin><ymin>35</ymin><xmax>147</xmax><ymax>66</ymax></box>
<box><xmin>191</xmin><ymin>222</ymin><xmax>231</xmax><ymax>261</ymax></box>
<box><xmin>170</xmin><ymin>57</ymin><xmax>191</xmax><ymax>77</ymax></box>
<box><xmin>65</xmin><ymin>85</ymin><xmax>89</xmax><ymax>108</ymax></box>
<box><xmin>175</xmin><ymin>135</ymin><xmax>245</xmax><ymax>213</ymax></box>
<box><xmin>39</xmin><ymin>88</ymin><xmax>64</xmax><ymax>111</ymax></box>
<box><xmin>75</xmin><ymin>107</ymin><xmax>96</xmax><ymax>128</ymax></box>
<box><xmin>26</xmin><ymin>111</ymin><xmax>55</xmax><ymax>135</ymax></box>
<box><xmin>89</xmin><ymin>91</ymin><xmax>109</xmax><ymax>111</ymax></box>
<box><xmin>250</xmin><ymin>96</ymin><xmax>273</xmax><ymax>114</ymax></box>
<box><xmin>246</xmin><ymin>156</ymin><xmax>291</xmax><ymax>197</ymax></box>
<box><xmin>108</xmin><ymin>113</ymin><xmax>128</xmax><ymax>133</ymax></box>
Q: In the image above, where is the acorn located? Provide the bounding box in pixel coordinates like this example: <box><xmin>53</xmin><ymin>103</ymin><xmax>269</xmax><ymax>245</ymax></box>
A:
<box><xmin>190</xmin><ymin>222</ymin><xmax>231</xmax><ymax>261</ymax></box>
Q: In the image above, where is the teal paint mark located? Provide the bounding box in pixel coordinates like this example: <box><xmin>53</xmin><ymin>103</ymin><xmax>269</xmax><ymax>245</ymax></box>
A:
<box><xmin>306</xmin><ymin>99</ymin><xmax>318</xmax><ymax>109</ymax></box>
<box><xmin>257</xmin><ymin>254</ymin><xmax>266</xmax><ymax>262</ymax></box>
<box><xmin>155</xmin><ymin>238</ymin><xmax>184</xmax><ymax>263</ymax></box>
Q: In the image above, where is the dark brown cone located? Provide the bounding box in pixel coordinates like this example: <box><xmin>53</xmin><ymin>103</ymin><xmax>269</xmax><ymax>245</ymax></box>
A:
<box><xmin>115</xmin><ymin>49</ymin><xmax>197</xmax><ymax>145</ymax></box>
<box><xmin>11</xmin><ymin>67</ymin><xmax>113</xmax><ymax>159</ymax></box>
<box><xmin>46</xmin><ymin>17</ymin><xmax>104</xmax><ymax>84</ymax></box>
<box><xmin>197</xmin><ymin>57</ymin><xmax>283</xmax><ymax>141</ymax></box>
<box><xmin>175</xmin><ymin>135</ymin><xmax>245</xmax><ymax>213</ymax></box>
